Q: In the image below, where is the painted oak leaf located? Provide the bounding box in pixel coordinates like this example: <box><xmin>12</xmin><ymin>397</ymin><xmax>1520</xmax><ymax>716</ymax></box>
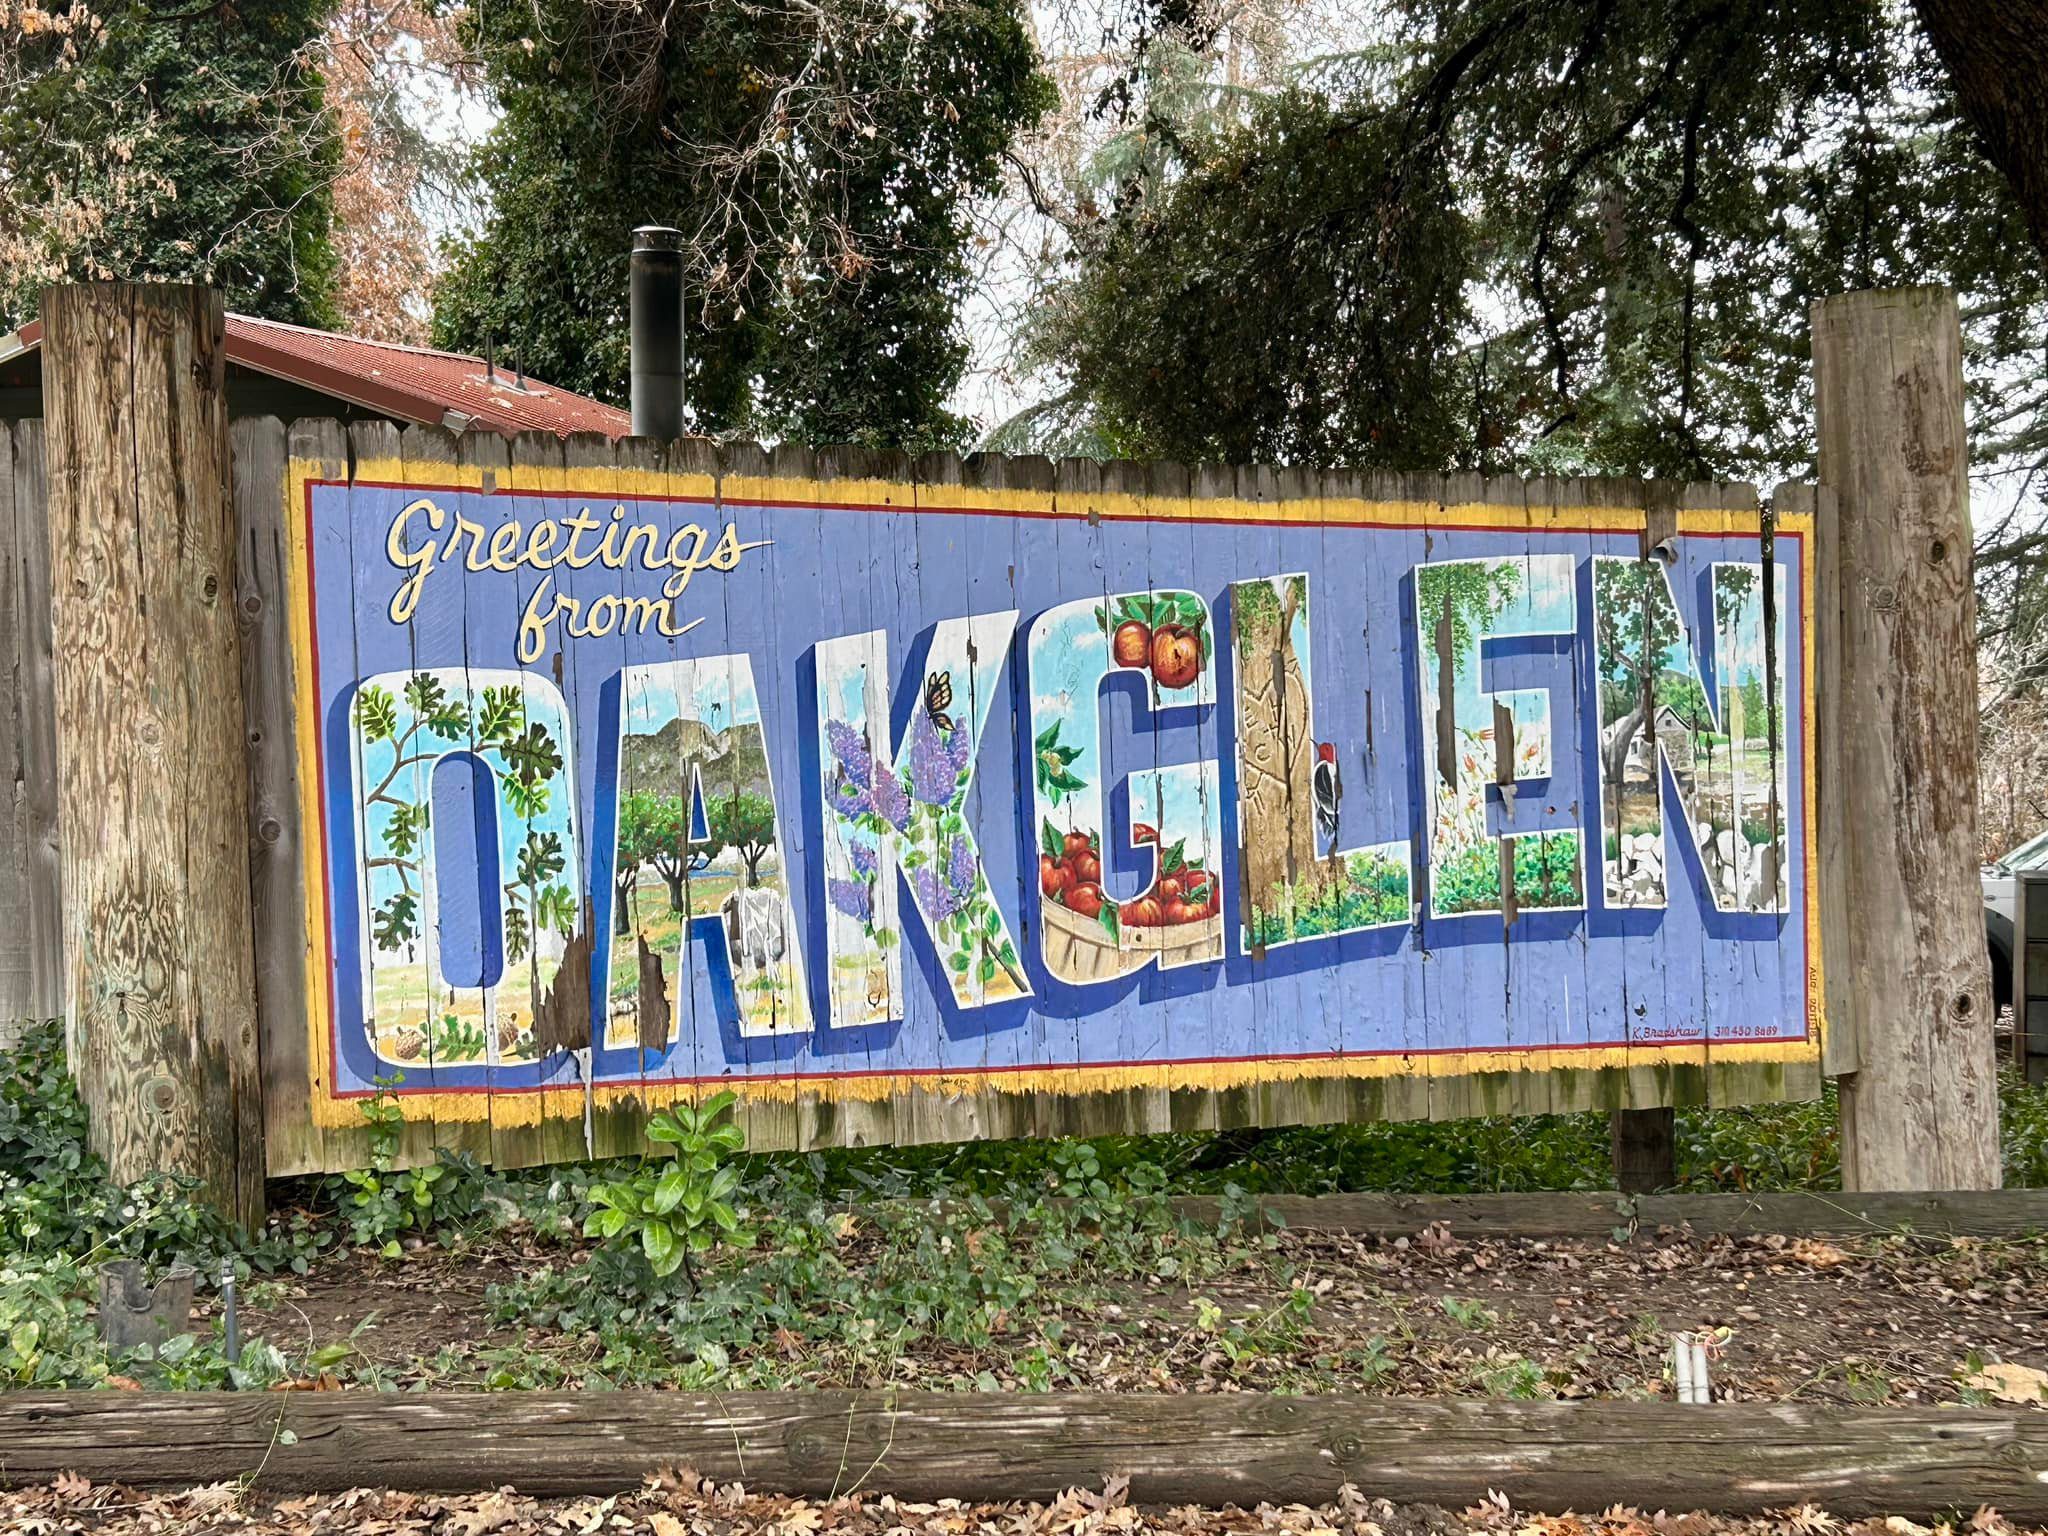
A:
<box><xmin>354</xmin><ymin>683</ymin><xmax>398</xmax><ymax>742</ymax></box>
<box><xmin>476</xmin><ymin>684</ymin><xmax>525</xmax><ymax>745</ymax></box>
<box><xmin>373</xmin><ymin>890</ymin><xmax>418</xmax><ymax>949</ymax></box>
<box><xmin>499</xmin><ymin>722</ymin><xmax>563</xmax><ymax>786</ymax></box>
<box><xmin>515</xmin><ymin>829</ymin><xmax>565</xmax><ymax>886</ymax></box>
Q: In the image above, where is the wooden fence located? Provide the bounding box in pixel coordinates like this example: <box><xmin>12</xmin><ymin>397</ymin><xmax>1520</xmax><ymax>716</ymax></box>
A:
<box><xmin>0</xmin><ymin>420</ymin><xmax>60</xmax><ymax>1051</ymax></box>
<box><xmin>0</xmin><ymin>282</ymin><xmax>1998</xmax><ymax>1220</ymax></box>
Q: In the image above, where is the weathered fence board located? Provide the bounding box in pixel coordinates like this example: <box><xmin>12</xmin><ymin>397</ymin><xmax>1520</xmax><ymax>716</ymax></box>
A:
<box><xmin>0</xmin><ymin>420</ymin><xmax>61</xmax><ymax>1049</ymax></box>
<box><xmin>3</xmin><ymin>1392</ymin><xmax>2043</xmax><ymax>1516</ymax></box>
<box><xmin>240</xmin><ymin>419</ymin><xmax>1822</xmax><ymax>1173</ymax></box>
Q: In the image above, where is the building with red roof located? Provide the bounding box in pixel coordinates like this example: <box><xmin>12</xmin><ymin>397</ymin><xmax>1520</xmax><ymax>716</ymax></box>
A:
<box><xmin>0</xmin><ymin>312</ymin><xmax>631</xmax><ymax>439</ymax></box>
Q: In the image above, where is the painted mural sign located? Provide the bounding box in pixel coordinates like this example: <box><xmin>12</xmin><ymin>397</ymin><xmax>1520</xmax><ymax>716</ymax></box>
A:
<box><xmin>278</xmin><ymin>446</ymin><xmax>1821</xmax><ymax>1161</ymax></box>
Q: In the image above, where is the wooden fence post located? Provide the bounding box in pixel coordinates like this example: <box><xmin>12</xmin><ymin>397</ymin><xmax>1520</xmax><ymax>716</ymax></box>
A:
<box><xmin>1812</xmin><ymin>285</ymin><xmax>1998</xmax><ymax>1191</ymax></box>
<box><xmin>1610</xmin><ymin>1106</ymin><xmax>1676</xmax><ymax>1192</ymax></box>
<box><xmin>39</xmin><ymin>283</ymin><xmax>264</xmax><ymax>1228</ymax></box>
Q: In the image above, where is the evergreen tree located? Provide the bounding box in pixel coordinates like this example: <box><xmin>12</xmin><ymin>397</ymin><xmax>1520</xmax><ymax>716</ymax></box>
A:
<box><xmin>432</xmin><ymin>0</ymin><xmax>1055</xmax><ymax>450</ymax></box>
<box><xmin>1</xmin><ymin>0</ymin><xmax>341</xmax><ymax>330</ymax></box>
<box><xmin>1025</xmin><ymin>0</ymin><xmax>2047</xmax><ymax>489</ymax></box>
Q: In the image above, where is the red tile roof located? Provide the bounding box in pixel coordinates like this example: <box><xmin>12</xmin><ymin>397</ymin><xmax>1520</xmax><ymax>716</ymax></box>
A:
<box><xmin>2</xmin><ymin>313</ymin><xmax>632</xmax><ymax>440</ymax></box>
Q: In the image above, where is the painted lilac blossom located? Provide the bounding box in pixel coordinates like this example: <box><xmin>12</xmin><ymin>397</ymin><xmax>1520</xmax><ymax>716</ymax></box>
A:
<box><xmin>946</xmin><ymin>834</ymin><xmax>978</xmax><ymax>904</ymax></box>
<box><xmin>904</xmin><ymin>712</ymin><xmax>974</xmax><ymax>811</ymax></box>
<box><xmin>872</xmin><ymin>766</ymin><xmax>911</xmax><ymax>833</ymax></box>
<box><xmin>827</xmin><ymin>877</ymin><xmax>873</xmax><ymax>926</ymax></box>
<box><xmin>825</xmin><ymin>719</ymin><xmax>873</xmax><ymax>792</ymax></box>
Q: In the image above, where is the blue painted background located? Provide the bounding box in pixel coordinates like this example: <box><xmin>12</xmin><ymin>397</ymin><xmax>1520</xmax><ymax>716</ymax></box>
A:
<box><xmin>308</xmin><ymin>482</ymin><xmax>1813</xmax><ymax>1100</ymax></box>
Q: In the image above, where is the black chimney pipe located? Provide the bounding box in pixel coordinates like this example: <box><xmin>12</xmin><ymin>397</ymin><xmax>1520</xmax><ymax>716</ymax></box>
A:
<box><xmin>629</xmin><ymin>226</ymin><xmax>685</xmax><ymax>438</ymax></box>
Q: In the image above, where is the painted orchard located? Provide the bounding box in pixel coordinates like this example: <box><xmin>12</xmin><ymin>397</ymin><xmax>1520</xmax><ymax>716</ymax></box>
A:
<box><xmin>259</xmin><ymin>427</ymin><xmax>1819</xmax><ymax>1171</ymax></box>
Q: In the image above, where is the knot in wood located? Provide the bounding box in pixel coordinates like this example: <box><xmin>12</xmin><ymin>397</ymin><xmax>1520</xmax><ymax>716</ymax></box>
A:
<box><xmin>783</xmin><ymin>1429</ymin><xmax>830</xmax><ymax>1464</ymax></box>
<box><xmin>1871</xmin><ymin>583</ymin><xmax>1899</xmax><ymax>613</ymax></box>
<box><xmin>200</xmin><ymin>572</ymin><xmax>219</xmax><ymax>604</ymax></box>
<box><xmin>1950</xmin><ymin>991</ymin><xmax>1974</xmax><ymax>1021</ymax></box>
<box><xmin>142</xmin><ymin>1074</ymin><xmax>178</xmax><ymax>1118</ymax></box>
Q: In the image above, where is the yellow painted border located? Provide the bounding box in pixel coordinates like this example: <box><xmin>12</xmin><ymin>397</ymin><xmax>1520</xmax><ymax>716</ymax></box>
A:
<box><xmin>283</xmin><ymin>455</ymin><xmax>1824</xmax><ymax>1132</ymax></box>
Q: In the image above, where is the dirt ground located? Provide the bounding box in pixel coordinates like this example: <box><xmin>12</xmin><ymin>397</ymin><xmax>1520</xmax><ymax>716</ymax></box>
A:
<box><xmin>2</xmin><ymin>1472</ymin><xmax>2037</xmax><ymax>1536</ymax></box>
<box><xmin>233</xmin><ymin>1222</ymin><xmax>2048</xmax><ymax>1405</ymax></box>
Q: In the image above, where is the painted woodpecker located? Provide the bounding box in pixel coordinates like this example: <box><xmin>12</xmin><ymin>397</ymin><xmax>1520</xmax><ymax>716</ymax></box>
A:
<box><xmin>1312</xmin><ymin>741</ymin><xmax>1341</xmax><ymax>851</ymax></box>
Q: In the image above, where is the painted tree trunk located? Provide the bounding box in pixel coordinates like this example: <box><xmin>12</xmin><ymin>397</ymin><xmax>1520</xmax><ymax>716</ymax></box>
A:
<box><xmin>1235</xmin><ymin>587</ymin><xmax>1316</xmax><ymax>931</ymax></box>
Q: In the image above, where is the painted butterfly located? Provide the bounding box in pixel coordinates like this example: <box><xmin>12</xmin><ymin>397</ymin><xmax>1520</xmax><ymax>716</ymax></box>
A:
<box><xmin>923</xmin><ymin>669</ymin><xmax>955</xmax><ymax>735</ymax></box>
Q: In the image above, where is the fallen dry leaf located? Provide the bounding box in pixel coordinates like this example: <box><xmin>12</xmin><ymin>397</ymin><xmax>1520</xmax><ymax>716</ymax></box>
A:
<box><xmin>1963</xmin><ymin>1362</ymin><xmax>2048</xmax><ymax>1403</ymax></box>
<box><xmin>1787</xmin><ymin>1240</ymin><xmax>1852</xmax><ymax>1269</ymax></box>
<box><xmin>444</xmin><ymin>1489</ymin><xmax>525</xmax><ymax>1536</ymax></box>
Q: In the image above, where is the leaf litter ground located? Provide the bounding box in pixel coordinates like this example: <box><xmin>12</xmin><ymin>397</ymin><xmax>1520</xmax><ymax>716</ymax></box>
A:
<box><xmin>2</xmin><ymin>1469</ymin><xmax>2041</xmax><ymax>1536</ymax></box>
<box><xmin>231</xmin><ymin>1213</ymin><xmax>2048</xmax><ymax>1406</ymax></box>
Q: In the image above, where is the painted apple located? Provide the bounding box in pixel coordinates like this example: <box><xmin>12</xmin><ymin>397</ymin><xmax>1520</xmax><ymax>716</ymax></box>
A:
<box><xmin>1112</xmin><ymin>619</ymin><xmax>1152</xmax><ymax>669</ymax></box>
<box><xmin>1064</xmin><ymin>830</ymin><xmax>1095</xmax><ymax>859</ymax></box>
<box><xmin>1163</xmin><ymin>898</ymin><xmax>1200</xmax><ymax>925</ymax></box>
<box><xmin>1040</xmin><ymin>854</ymin><xmax>1071</xmax><ymax>900</ymax></box>
<box><xmin>1069</xmin><ymin>851</ymin><xmax>1101</xmax><ymax>886</ymax></box>
<box><xmin>1132</xmin><ymin>823</ymin><xmax>1158</xmax><ymax>845</ymax></box>
<box><xmin>1157</xmin><ymin>876</ymin><xmax>1182</xmax><ymax>902</ymax></box>
<box><xmin>1066</xmin><ymin>881</ymin><xmax>1105</xmax><ymax>919</ymax></box>
<box><xmin>1120</xmin><ymin>894</ymin><xmax>1163</xmax><ymax>927</ymax></box>
<box><xmin>1150</xmin><ymin>624</ymin><xmax>1203</xmax><ymax>690</ymax></box>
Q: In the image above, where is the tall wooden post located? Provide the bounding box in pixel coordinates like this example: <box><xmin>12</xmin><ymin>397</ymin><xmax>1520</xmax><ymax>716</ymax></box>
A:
<box><xmin>1812</xmin><ymin>285</ymin><xmax>1998</xmax><ymax>1191</ymax></box>
<box><xmin>39</xmin><ymin>283</ymin><xmax>264</xmax><ymax>1228</ymax></box>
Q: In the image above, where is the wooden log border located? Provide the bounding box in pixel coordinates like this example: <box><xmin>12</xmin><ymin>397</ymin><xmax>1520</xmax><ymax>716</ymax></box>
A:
<box><xmin>1165</xmin><ymin>1186</ymin><xmax>2048</xmax><ymax>1240</ymax></box>
<box><xmin>3</xmin><ymin>1391</ymin><xmax>2045</xmax><ymax>1517</ymax></box>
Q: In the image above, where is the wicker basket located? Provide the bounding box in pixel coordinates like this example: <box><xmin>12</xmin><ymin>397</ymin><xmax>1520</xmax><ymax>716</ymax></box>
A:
<box><xmin>1040</xmin><ymin>896</ymin><xmax>1223</xmax><ymax>981</ymax></box>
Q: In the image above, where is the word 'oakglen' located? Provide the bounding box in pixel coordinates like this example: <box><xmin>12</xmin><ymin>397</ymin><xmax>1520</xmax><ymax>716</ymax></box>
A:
<box><xmin>286</xmin><ymin>461</ymin><xmax>1820</xmax><ymax>1132</ymax></box>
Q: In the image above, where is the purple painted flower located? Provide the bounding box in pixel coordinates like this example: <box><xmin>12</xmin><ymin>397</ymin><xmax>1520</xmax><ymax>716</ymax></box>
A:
<box><xmin>825</xmin><ymin>718</ymin><xmax>873</xmax><ymax>793</ymax></box>
<box><xmin>828</xmin><ymin>877</ymin><xmax>873</xmax><ymax>926</ymax></box>
<box><xmin>873</xmin><ymin>767</ymin><xmax>911</xmax><ymax>833</ymax></box>
<box><xmin>904</xmin><ymin>714</ymin><xmax>951</xmax><ymax>807</ymax></box>
<box><xmin>850</xmin><ymin>841</ymin><xmax>879</xmax><ymax>882</ymax></box>
<box><xmin>906</xmin><ymin>712</ymin><xmax>973</xmax><ymax>809</ymax></box>
<box><xmin>946</xmin><ymin>835</ymin><xmax>978</xmax><ymax>901</ymax></box>
<box><xmin>909</xmin><ymin>865</ymin><xmax>965</xmax><ymax>923</ymax></box>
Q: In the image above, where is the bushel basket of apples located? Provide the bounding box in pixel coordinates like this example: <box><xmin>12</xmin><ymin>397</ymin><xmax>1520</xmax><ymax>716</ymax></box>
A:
<box><xmin>1038</xmin><ymin>823</ymin><xmax>1222</xmax><ymax>982</ymax></box>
